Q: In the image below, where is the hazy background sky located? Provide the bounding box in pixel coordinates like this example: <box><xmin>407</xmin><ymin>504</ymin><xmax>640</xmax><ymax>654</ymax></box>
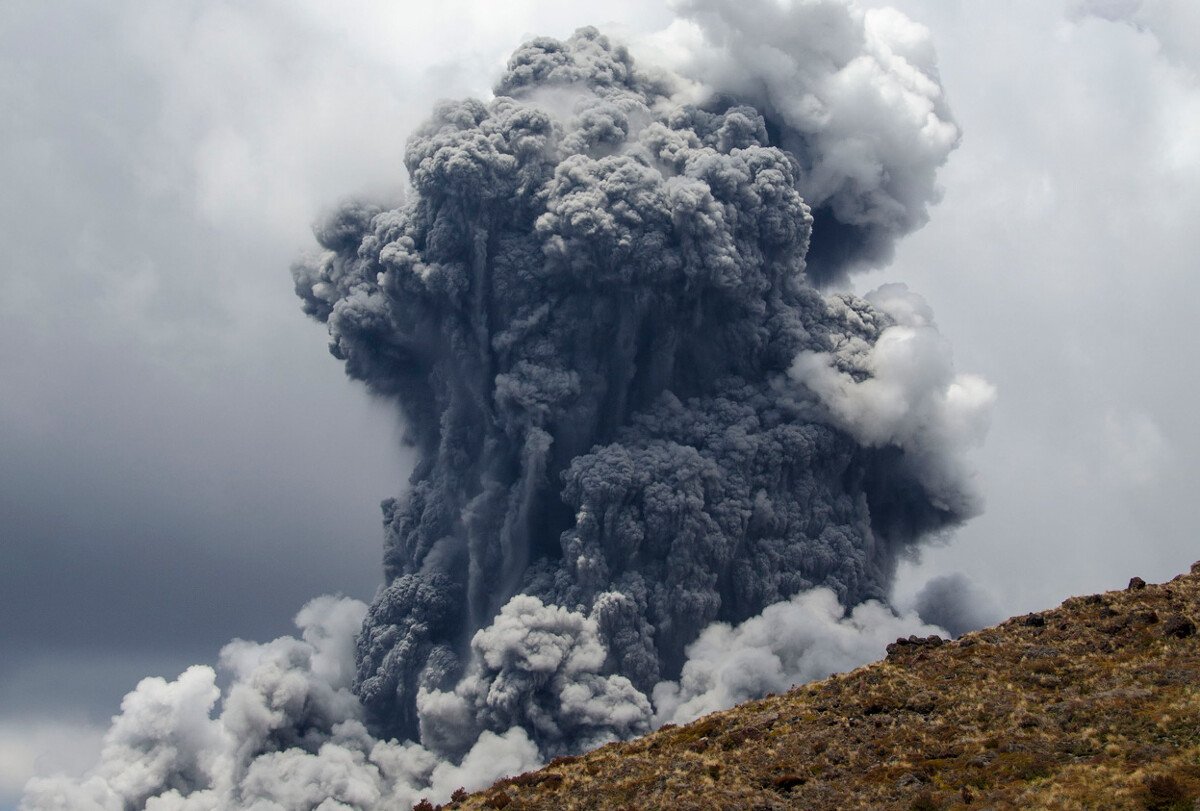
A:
<box><xmin>2</xmin><ymin>0</ymin><xmax>1198</xmax><ymax>804</ymax></box>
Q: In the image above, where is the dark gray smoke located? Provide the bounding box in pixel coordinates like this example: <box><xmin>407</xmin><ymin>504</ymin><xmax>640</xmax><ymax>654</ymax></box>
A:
<box><xmin>292</xmin><ymin>22</ymin><xmax>983</xmax><ymax>752</ymax></box>
<box><xmin>913</xmin><ymin>573</ymin><xmax>1004</xmax><ymax>638</ymax></box>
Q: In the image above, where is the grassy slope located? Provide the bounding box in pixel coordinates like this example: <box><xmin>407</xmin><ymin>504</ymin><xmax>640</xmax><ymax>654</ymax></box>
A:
<box><xmin>433</xmin><ymin>565</ymin><xmax>1200</xmax><ymax>811</ymax></box>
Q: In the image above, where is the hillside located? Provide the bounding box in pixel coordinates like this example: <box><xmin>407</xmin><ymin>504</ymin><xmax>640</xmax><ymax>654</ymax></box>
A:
<box><xmin>430</xmin><ymin>564</ymin><xmax>1200</xmax><ymax>811</ymax></box>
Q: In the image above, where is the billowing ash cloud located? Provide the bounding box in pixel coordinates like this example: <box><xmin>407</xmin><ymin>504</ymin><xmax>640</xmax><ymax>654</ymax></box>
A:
<box><xmin>24</xmin><ymin>2</ymin><xmax>989</xmax><ymax>808</ymax></box>
<box><xmin>650</xmin><ymin>0</ymin><xmax>961</xmax><ymax>284</ymax></box>
<box><xmin>292</xmin><ymin>13</ymin><xmax>981</xmax><ymax>751</ymax></box>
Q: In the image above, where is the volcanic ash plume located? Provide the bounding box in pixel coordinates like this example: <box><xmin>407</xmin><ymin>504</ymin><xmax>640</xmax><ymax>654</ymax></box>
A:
<box><xmin>292</xmin><ymin>11</ymin><xmax>985</xmax><ymax>751</ymax></box>
<box><xmin>23</xmin><ymin>2</ymin><xmax>993</xmax><ymax>808</ymax></box>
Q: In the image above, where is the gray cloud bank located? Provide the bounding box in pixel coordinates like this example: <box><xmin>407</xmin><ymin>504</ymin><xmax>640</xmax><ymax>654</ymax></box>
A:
<box><xmin>21</xmin><ymin>1</ymin><xmax>992</xmax><ymax>808</ymax></box>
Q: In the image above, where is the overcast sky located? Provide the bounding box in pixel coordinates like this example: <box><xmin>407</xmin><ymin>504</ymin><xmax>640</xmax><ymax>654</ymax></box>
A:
<box><xmin>2</xmin><ymin>0</ymin><xmax>1198</xmax><ymax>804</ymax></box>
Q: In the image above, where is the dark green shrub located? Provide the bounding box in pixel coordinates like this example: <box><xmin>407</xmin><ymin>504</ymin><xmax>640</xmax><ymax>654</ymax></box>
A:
<box><xmin>1143</xmin><ymin>774</ymin><xmax>1192</xmax><ymax>811</ymax></box>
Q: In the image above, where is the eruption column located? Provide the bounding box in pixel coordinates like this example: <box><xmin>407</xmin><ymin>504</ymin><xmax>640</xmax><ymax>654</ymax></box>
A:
<box><xmin>294</xmin><ymin>13</ymin><xmax>981</xmax><ymax>753</ymax></box>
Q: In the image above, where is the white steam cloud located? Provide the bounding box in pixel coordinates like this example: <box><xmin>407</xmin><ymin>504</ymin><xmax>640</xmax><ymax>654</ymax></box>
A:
<box><xmin>653</xmin><ymin>587</ymin><xmax>946</xmax><ymax>725</ymax></box>
<box><xmin>21</xmin><ymin>598</ymin><xmax>542</xmax><ymax>810</ymax></box>
<box><xmin>416</xmin><ymin>595</ymin><xmax>652</xmax><ymax>758</ymax></box>
<box><xmin>22</xmin><ymin>593</ymin><xmax>952</xmax><ymax>810</ymax></box>
<box><xmin>789</xmin><ymin>283</ymin><xmax>995</xmax><ymax>515</ymax></box>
